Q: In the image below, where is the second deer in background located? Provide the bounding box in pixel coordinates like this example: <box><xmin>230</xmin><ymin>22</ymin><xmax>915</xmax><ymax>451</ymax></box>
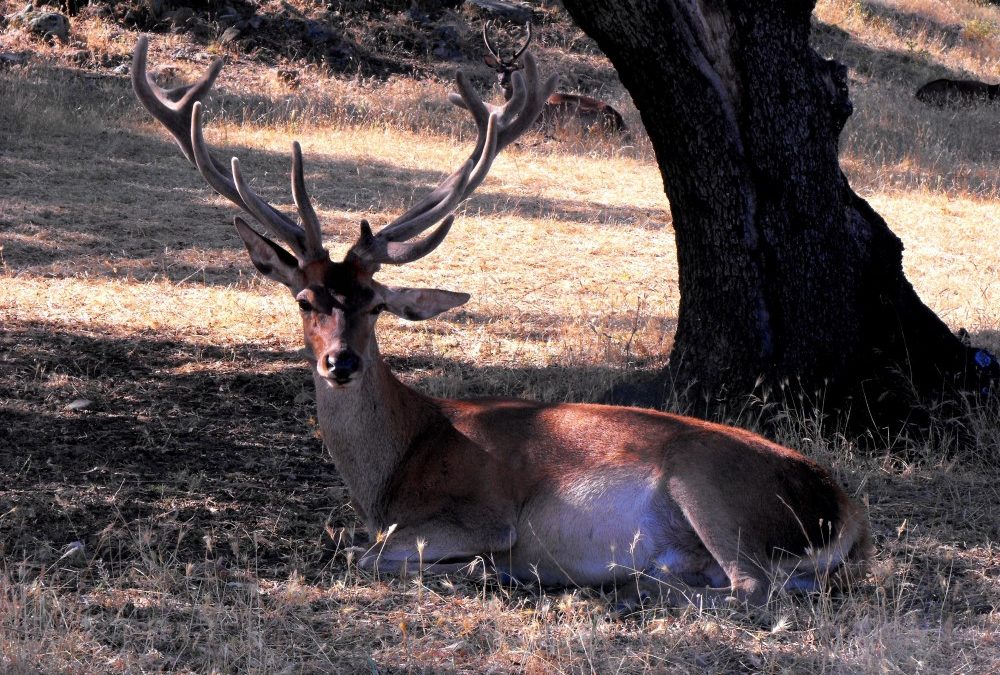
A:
<box><xmin>483</xmin><ymin>21</ymin><xmax>628</xmax><ymax>135</ymax></box>
<box><xmin>915</xmin><ymin>78</ymin><xmax>1000</xmax><ymax>106</ymax></box>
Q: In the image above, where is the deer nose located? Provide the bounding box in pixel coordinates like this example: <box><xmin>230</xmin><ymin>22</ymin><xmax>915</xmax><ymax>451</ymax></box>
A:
<box><xmin>326</xmin><ymin>350</ymin><xmax>361</xmax><ymax>382</ymax></box>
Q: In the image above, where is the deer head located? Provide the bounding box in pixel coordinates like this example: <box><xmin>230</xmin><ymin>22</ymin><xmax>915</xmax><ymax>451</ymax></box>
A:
<box><xmin>483</xmin><ymin>21</ymin><xmax>533</xmax><ymax>100</ymax></box>
<box><xmin>132</xmin><ymin>36</ymin><xmax>557</xmax><ymax>386</ymax></box>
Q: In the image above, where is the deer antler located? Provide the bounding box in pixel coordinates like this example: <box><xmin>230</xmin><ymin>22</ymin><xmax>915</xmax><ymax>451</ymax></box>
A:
<box><xmin>132</xmin><ymin>36</ymin><xmax>323</xmax><ymax>261</ymax></box>
<box><xmin>483</xmin><ymin>20</ymin><xmax>503</xmax><ymax>64</ymax></box>
<box><xmin>482</xmin><ymin>20</ymin><xmax>532</xmax><ymax>67</ymax></box>
<box><xmin>512</xmin><ymin>22</ymin><xmax>533</xmax><ymax>63</ymax></box>
<box><xmin>132</xmin><ymin>35</ymin><xmax>557</xmax><ymax>270</ymax></box>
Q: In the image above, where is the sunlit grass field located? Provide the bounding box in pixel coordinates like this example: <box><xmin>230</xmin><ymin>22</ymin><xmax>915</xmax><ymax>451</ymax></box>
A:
<box><xmin>1</xmin><ymin>0</ymin><xmax>999</xmax><ymax>671</ymax></box>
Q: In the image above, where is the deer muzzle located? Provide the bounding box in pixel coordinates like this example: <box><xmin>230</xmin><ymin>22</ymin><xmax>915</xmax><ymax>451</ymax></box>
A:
<box><xmin>324</xmin><ymin>349</ymin><xmax>362</xmax><ymax>385</ymax></box>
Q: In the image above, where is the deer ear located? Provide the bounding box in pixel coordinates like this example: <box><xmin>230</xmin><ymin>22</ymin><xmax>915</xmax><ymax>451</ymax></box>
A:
<box><xmin>234</xmin><ymin>217</ymin><xmax>305</xmax><ymax>291</ymax></box>
<box><xmin>377</xmin><ymin>283</ymin><xmax>470</xmax><ymax>321</ymax></box>
<box><xmin>483</xmin><ymin>54</ymin><xmax>500</xmax><ymax>68</ymax></box>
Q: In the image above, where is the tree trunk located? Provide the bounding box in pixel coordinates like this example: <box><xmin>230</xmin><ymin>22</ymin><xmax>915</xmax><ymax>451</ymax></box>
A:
<box><xmin>559</xmin><ymin>0</ymin><xmax>997</xmax><ymax>433</ymax></box>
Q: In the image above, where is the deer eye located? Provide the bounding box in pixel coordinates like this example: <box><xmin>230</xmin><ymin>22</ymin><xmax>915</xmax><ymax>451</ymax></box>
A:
<box><xmin>297</xmin><ymin>298</ymin><xmax>313</xmax><ymax>313</ymax></box>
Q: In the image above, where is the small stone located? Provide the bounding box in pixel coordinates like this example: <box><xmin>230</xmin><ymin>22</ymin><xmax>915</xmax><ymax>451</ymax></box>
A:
<box><xmin>220</xmin><ymin>26</ymin><xmax>241</xmax><ymax>45</ymax></box>
<box><xmin>28</xmin><ymin>11</ymin><xmax>69</xmax><ymax>43</ymax></box>
<box><xmin>64</xmin><ymin>398</ymin><xmax>92</xmax><ymax>411</ymax></box>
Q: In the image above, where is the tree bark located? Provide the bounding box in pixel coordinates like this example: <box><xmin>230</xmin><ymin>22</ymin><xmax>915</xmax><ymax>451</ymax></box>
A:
<box><xmin>559</xmin><ymin>0</ymin><xmax>997</xmax><ymax>433</ymax></box>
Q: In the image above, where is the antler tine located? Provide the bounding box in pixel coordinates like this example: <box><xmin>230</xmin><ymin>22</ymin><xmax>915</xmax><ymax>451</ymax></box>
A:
<box><xmin>378</xmin><ymin>109</ymin><xmax>497</xmax><ymax>236</ymax></box>
<box><xmin>376</xmin><ymin>157</ymin><xmax>476</xmax><ymax>243</ymax></box>
<box><xmin>444</xmin><ymin>52</ymin><xmax>555</xmax><ymax>195</ymax></box>
<box><xmin>189</xmin><ymin>103</ymin><xmax>309</xmax><ymax>257</ymax></box>
<box><xmin>134</xmin><ymin>37</ymin><xmax>320</xmax><ymax>259</ymax></box>
<box><xmin>512</xmin><ymin>22</ymin><xmax>533</xmax><ymax>62</ymax></box>
<box><xmin>449</xmin><ymin>52</ymin><xmax>557</xmax><ymax>154</ymax></box>
<box><xmin>350</xmin><ymin>214</ymin><xmax>457</xmax><ymax>267</ymax></box>
<box><xmin>483</xmin><ymin>20</ymin><xmax>502</xmax><ymax>62</ymax></box>
<box><xmin>132</xmin><ymin>36</ymin><xmax>223</xmax><ymax>168</ymax></box>
<box><xmin>391</xmin><ymin>70</ymin><xmax>495</xmax><ymax>221</ymax></box>
<box><xmin>387</xmin><ymin>110</ymin><xmax>501</xmax><ymax>242</ymax></box>
<box><xmin>352</xmin><ymin>53</ymin><xmax>554</xmax><ymax>268</ymax></box>
<box><xmin>383</xmin><ymin>215</ymin><xmax>455</xmax><ymax>264</ymax></box>
<box><xmin>494</xmin><ymin>53</ymin><xmax>558</xmax><ymax>150</ymax></box>
<box><xmin>291</xmin><ymin>142</ymin><xmax>327</xmax><ymax>261</ymax></box>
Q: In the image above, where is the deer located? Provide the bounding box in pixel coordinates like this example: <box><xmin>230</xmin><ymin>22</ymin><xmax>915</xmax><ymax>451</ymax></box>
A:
<box><xmin>131</xmin><ymin>36</ymin><xmax>870</xmax><ymax>608</ymax></box>
<box><xmin>482</xmin><ymin>21</ymin><xmax>628</xmax><ymax>135</ymax></box>
<box><xmin>916</xmin><ymin>78</ymin><xmax>1000</xmax><ymax>106</ymax></box>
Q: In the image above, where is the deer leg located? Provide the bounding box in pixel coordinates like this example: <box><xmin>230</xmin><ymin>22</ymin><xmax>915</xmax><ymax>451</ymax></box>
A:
<box><xmin>649</xmin><ymin>491</ymin><xmax>775</xmax><ymax>607</ymax></box>
<box><xmin>671</xmin><ymin>520</ymin><xmax>774</xmax><ymax>607</ymax></box>
<box><xmin>358</xmin><ymin>522</ymin><xmax>517</xmax><ymax>577</ymax></box>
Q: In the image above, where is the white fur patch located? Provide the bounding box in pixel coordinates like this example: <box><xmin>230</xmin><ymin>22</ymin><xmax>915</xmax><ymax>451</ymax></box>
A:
<box><xmin>516</xmin><ymin>468</ymin><xmax>661</xmax><ymax>585</ymax></box>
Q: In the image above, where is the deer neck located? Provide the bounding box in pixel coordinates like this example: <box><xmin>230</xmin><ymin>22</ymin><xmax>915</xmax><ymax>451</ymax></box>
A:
<box><xmin>313</xmin><ymin>345</ymin><xmax>437</xmax><ymax>528</ymax></box>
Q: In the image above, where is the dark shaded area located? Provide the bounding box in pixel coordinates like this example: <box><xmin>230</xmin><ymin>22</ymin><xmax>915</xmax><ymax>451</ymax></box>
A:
<box><xmin>0</xmin><ymin>319</ymin><xmax>339</xmax><ymax>571</ymax></box>
<box><xmin>812</xmin><ymin>16</ymin><xmax>1000</xmax><ymax>107</ymax></box>
<box><xmin>63</xmin><ymin>0</ymin><xmax>615</xmax><ymax>85</ymax></box>
<box><xmin>916</xmin><ymin>78</ymin><xmax>999</xmax><ymax>106</ymax></box>
<box><xmin>1</xmin><ymin>317</ymin><xmax>997</xmax><ymax>658</ymax></box>
<box><xmin>0</xmin><ymin>317</ymin><xmax>632</xmax><ymax>567</ymax></box>
<box><xmin>8</xmin><ymin>0</ymin><xmax>630</xmax><ymax>131</ymax></box>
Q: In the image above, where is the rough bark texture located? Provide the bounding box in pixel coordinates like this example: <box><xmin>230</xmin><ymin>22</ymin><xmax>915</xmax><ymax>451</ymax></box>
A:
<box><xmin>560</xmin><ymin>0</ymin><xmax>997</xmax><ymax>432</ymax></box>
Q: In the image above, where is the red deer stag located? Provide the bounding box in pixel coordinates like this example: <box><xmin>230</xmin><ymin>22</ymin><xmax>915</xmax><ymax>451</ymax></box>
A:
<box><xmin>916</xmin><ymin>78</ymin><xmax>1000</xmax><ymax>106</ymax></box>
<box><xmin>483</xmin><ymin>21</ymin><xmax>628</xmax><ymax>135</ymax></box>
<box><xmin>132</xmin><ymin>37</ymin><xmax>869</xmax><ymax>607</ymax></box>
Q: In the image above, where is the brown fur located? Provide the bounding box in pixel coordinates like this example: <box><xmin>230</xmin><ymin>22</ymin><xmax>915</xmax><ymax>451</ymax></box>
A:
<box><xmin>222</xmin><ymin>240</ymin><xmax>872</xmax><ymax>606</ymax></box>
<box><xmin>309</xmin><ymin>348</ymin><xmax>870</xmax><ymax>606</ymax></box>
<box><xmin>541</xmin><ymin>92</ymin><xmax>628</xmax><ymax>133</ymax></box>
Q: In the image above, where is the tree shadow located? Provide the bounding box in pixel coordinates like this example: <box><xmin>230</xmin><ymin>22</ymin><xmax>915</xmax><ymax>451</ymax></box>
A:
<box><xmin>812</xmin><ymin>8</ymin><xmax>975</xmax><ymax>85</ymax></box>
<box><xmin>3</xmin><ymin>315</ymin><xmax>997</xmax><ymax>656</ymax></box>
<box><xmin>0</xmin><ymin>319</ymin><xmax>334</xmax><ymax>569</ymax></box>
<box><xmin>0</xmin><ymin>317</ymin><xmax>631</xmax><ymax>567</ymax></box>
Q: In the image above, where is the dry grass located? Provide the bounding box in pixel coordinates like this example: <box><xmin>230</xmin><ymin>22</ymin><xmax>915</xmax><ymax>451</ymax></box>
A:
<box><xmin>814</xmin><ymin>0</ymin><xmax>1000</xmax><ymax>197</ymax></box>
<box><xmin>2</xmin><ymin>1</ymin><xmax>1000</xmax><ymax>672</ymax></box>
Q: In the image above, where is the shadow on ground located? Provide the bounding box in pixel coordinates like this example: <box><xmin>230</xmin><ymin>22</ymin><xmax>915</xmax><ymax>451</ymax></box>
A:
<box><xmin>0</xmin><ymin>317</ymin><xmax>632</xmax><ymax>572</ymax></box>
